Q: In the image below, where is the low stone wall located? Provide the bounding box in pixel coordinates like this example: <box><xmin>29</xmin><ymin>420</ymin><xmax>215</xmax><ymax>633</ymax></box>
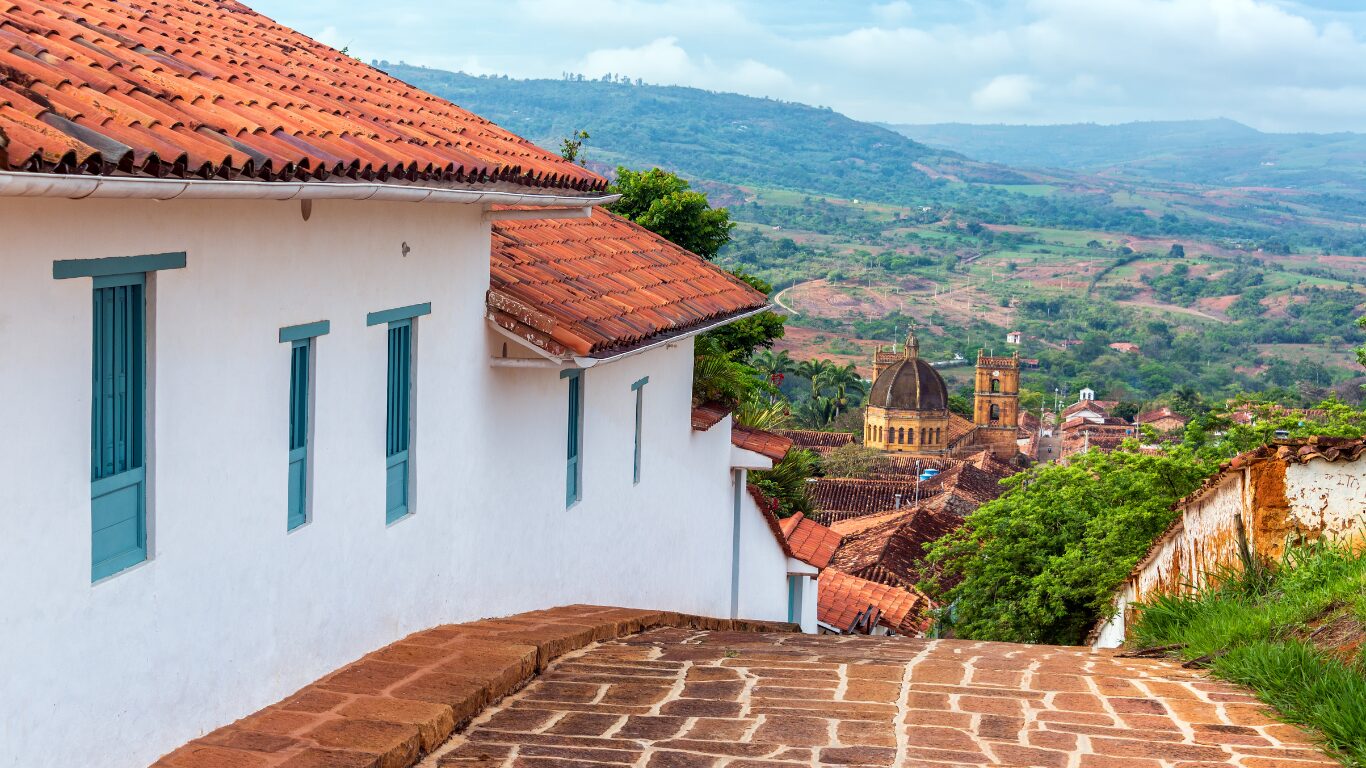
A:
<box><xmin>153</xmin><ymin>606</ymin><xmax>796</xmax><ymax>768</ymax></box>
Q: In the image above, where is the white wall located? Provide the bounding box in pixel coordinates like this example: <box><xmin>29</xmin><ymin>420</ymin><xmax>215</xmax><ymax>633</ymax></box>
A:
<box><xmin>0</xmin><ymin>197</ymin><xmax>743</xmax><ymax>768</ymax></box>
<box><xmin>733</xmin><ymin>485</ymin><xmax>805</xmax><ymax>625</ymax></box>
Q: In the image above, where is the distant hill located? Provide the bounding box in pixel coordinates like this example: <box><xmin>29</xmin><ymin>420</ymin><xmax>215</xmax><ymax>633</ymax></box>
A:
<box><xmin>383</xmin><ymin>64</ymin><xmax>945</xmax><ymax>204</ymax></box>
<box><xmin>887</xmin><ymin>119</ymin><xmax>1366</xmax><ymax>191</ymax></box>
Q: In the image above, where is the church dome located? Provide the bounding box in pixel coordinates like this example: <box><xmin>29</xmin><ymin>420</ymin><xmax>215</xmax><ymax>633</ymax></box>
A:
<box><xmin>867</xmin><ymin>332</ymin><xmax>949</xmax><ymax>412</ymax></box>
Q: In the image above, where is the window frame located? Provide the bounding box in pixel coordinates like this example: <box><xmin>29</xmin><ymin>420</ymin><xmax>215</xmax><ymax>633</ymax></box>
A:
<box><xmin>631</xmin><ymin>376</ymin><xmax>648</xmax><ymax>485</ymax></box>
<box><xmin>562</xmin><ymin>369</ymin><xmax>585</xmax><ymax>507</ymax></box>
<box><xmin>367</xmin><ymin>304</ymin><xmax>429</xmax><ymax>525</ymax></box>
<box><xmin>280</xmin><ymin>321</ymin><xmax>329</xmax><ymax>532</ymax></box>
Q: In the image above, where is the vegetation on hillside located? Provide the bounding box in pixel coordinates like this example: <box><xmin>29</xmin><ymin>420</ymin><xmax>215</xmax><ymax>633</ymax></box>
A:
<box><xmin>1131</xmin><ymin>544</ymin><xmax>1366</xmax><ymax>766</ymax></box>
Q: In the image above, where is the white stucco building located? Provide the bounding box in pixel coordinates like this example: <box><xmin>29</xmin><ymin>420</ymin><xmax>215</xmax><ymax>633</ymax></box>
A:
<box><xmin>0</xmin><ymin>2</ymin><xmax>836</xmax><ymax>765</ymax></box>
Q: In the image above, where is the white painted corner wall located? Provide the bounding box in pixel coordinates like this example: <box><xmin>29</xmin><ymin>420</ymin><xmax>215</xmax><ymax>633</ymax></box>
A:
<box><xmin>0</xmin><ymin>197</ymin><xmax>797</xmax><ymax>768</ymax></box>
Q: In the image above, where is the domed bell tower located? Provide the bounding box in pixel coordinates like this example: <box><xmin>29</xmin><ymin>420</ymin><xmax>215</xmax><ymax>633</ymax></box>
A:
<box><xmin>973</xmin><ymin>349</ymin><xmax>1021</xmax><ymax>456</ymax></box>
<box><xmin>863</xmin><ymin>327</ymin><xmax>951</xmax><ymax>456</ymax></box>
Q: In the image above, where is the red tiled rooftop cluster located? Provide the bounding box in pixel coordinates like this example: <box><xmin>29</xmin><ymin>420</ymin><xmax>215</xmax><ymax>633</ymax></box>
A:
<box><xmin>490</xmin><ymin>209</ymin><xmax>767</xmax><ymax>357</ymax></box>
<box><xmin>0</xmin><ymin>0</ymin><xmax>602</xmax><ymax>190</ymax></box>
<box><xmin>816</xmin><ymin>568</ymin><xmax>932</xmax><ymax>635</ymax></box>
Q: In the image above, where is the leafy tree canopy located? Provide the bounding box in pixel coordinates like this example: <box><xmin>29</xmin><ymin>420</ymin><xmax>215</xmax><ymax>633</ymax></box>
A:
<box><xmin>923</xmin><ymin>446</ymin><xmax>1217</xmax><ymax>645</ymax></box>
<box><xmin>609</xmin><ymin>167</ymin><xmax>734</xmax><ymax>260</ymax></box>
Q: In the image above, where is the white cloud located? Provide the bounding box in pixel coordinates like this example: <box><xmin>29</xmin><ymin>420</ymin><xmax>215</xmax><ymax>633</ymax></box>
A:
<box><xmin>576</xmin><ymin>37</ymin><xmax>796</xmax><ymax>95</ymax></box>
<box><xmin>971</xmin><ymin>74</ymin><xmax>1038</xmax><ymax>113</ymax></box>
<box><xmin>250</xmin><ymin>0</ymin><xmax>1366</xmax><ymax>131</ymax></box>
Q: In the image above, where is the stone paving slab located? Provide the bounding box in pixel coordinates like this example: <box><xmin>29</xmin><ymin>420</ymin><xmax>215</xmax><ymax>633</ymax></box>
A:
<box><xmin>153</xmin><ymin>607</ymin><xmax>797</xmax><ymax>768</ymax></box>
<box><xmin>425</xmin><ymin>628</ymin><xmax>1338</xmax><ymax>768</ymax></box>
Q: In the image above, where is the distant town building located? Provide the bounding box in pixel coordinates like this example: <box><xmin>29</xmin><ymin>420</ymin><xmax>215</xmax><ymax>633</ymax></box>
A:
<box><xmin>1108</xmin><ymin>342</ymin><xmax>1141</xmax><ymax>354</ymax></box>
<box><xmin>863</xmin><ymin>330</ymin><xmax>1021</xmax><ymax>459</ymax></box>
<box><xmin>1135</xmin><ymin>407</ymin><xmax>1189</xmax><ymax>434</ymax></box>
<box><xmin>1006</xmin><ymin>330</ymin><xmax>1023</xmax><ymax>345</ymax></box>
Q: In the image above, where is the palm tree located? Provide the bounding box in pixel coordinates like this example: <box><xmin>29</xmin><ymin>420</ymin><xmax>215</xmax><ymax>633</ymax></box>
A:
<box><xmin>794</xmin><ymin>396</ymin><xmax>837</xmax><ymax>429</ymax></box>
<box><xmin>794</xmin><ymin>358</ymin><xmax>832</xmax><ymax>400</ymax></box>
<box><xmin>750</xmin><ymin>348</ymin><xmax>795</xmax><ymax>382</ymax></box>
<box><xmin>734</xmin><ymin>394</ymin><xmax>791</xmax><ymax>431</ymax></box>
<box><xmin>815</xmin><ymin>363</ymin><xmax>867</xmax><ymax>416</ymax></box>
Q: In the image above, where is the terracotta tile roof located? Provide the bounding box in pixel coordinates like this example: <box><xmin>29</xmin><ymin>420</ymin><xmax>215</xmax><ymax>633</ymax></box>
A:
<box><xmin>945</xmin><ymin>413</ymin><xmax>977</xmax><ymax>444</ymax></box>
<box><xmin>807</xmin><ymin>477</ymin><xmax>926</xmax><ymax>517</ymax></box>
<box><xmin>1063</xmin><ymin>401</ymin><xmax>1112</xmax><ymax>419</ymax></box>
<box><xmin>917</xmin><ymin>463</ymin><xmax>1007</xmax><ymax>510</ymax></box>
<box><xmin>489</xmin><ymin>208</ymin><xmax>768</xmax><ymax>357</ymax></box>
<box><xmin>0</xmin><ymin>0</ymin><xmax>603</xmax><ymax>191</ymax></box>
<box><xmin>829</xmin><ymin>505</ymin><xmax>960</xmax><ymax>593</ymax></box>
<box><xmin>691</xmin><ymin>403</ymin><xmax>730</xmax><ymax>432</ymax></box>
<box><xmin>731</xmin><ymin>424</ymin><xmax>794</xmax><ymax>462</ymax></box>
<box><xmin>817</xmin><ymin>569</ymin><xmax>933</xmax><ymax>635</ymax></box>
<box><xmin>776</xmin><ymin>429</ymin><xmax>856</xmax><ymax>453</ymax></box>
<box><xmin>779</xmin><ymin>512</ymin><xmax>841</xmax><ymax>569</ymax></box>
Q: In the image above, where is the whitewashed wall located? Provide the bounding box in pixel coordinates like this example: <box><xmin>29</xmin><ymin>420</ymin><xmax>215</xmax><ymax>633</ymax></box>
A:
<box><xmin>0</xmin><ymin>197</ymin><xmax>746</xmax><ymax>768</ymax></box>
<box><xmin>733</xmin><ymin>486</ymin><xmax>819</xmax><ymax>628</ymax></box>
<box><xmin>1094</xmin><ymin>455</ymin><xmax>1366</xmax><ymax>648</ymax></box>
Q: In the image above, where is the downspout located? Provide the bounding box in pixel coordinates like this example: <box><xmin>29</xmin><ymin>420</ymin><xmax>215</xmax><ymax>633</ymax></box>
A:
<box><xmin>731</xmin><ymin>468</ymin><xmax>745</xmax><ymax>619</ymax></box>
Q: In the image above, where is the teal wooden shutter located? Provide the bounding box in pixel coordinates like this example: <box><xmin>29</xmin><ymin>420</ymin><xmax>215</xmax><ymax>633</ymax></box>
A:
<box><xmin>90</xmin><ymin>274</ymin><xmax>146</xmax><ymax>581</ymax></box>
<box><xmin>385</xmin><ymin>320</ymin><xmax>412</xmax><ymax>523</ymax></box>
<box><xmin>287</xmin><ymin>339</ymin><xmax>310</xmax><ymax>530</ymax></box>
<box><xmin>631</xmin><ymin>376</ymin><xmax>648</xmax><ymax>485</ymax></box>
<box><xmin>564</xmin><ymin>370</ymin><xmax>582</xmax><ymax>506</ymax></box>
<box><xmin>787</xmin><ymin>575</ymin><xmax>803</xmax><ymax>624</ymax></box>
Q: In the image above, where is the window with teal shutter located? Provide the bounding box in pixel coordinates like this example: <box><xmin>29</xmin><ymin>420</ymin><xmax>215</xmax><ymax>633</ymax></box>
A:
<box><xmin>562</xmin><ymin>369</ymin><xmax>583</xmax><ymax>506</ymax></box>
<box><xmin>366</xmin><ymin>304</ymin><xmax>428</xmax><ymax>525</ymax></box>
<box><xmin>90</xmin><ymin>274</ymin><xmax>147</xmax><ymax>581</ymax></box>
<box><xmin>280</xmin><ymin>321</ymin><xmax>327</xmax><ymax>531</ymax></box>
<box><xmin>385</xmin><ymin>320</ymin><xmax>413</xmax><ymax>523</ymax></box>
<box><xmin>631</xmin><ymin>377</ymin><xmax>648</xmax><ymax>484</ymax></box>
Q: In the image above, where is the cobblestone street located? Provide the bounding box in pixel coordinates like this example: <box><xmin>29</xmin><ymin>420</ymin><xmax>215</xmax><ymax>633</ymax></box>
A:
<box><xmin>430</xmin><ymin>628</ymin><xmax>1335</xmax><ymax>768</ymax></box>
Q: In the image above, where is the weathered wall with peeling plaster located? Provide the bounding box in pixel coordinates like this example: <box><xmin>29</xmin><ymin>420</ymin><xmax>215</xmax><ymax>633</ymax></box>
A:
<box><xmin>1094</xmin><ymin>455</ymin><xmax>1366</xmax><ymax>648</ymax></box>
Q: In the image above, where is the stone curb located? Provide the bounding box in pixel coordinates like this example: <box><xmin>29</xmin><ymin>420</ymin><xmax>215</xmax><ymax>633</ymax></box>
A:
<box><xmin>152</xmin><ymin>605</ymin><xmax>798</xmax><ymax>768</ymax></box>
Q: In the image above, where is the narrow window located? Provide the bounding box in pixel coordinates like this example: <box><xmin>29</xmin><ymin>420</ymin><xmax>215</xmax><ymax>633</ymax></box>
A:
<box><xmin>991</xmin><ymin>379</ymin><xmax>1000</xmax><ymax>393</ymax></box>
<box><xmin>368</xmin><ymin>304</ymin><xmax>429</xmax><ymax>524</ymax></box>
<box><xmin>385</xmin><ymin>320</ymin><xmax>414</xmax><ymax>523</ymax></box>
<box><xmin>787</xmin><ymin>574</ymin><xmax>804</xmax><ymax>624</ymax></box>
<box><xmin>90</xmin><ymin>274</ymin><xmax>147</xmax><ymax>581</ymax></box>
<box><xmin>563</xmin><ymin>370</ymin><xmax>584</xmax><ymax>506</ymax></box>
<box><xmin>631</xmin><ymin>377</ymin><xmax>648</xmax><ymax>485</ymax></box>
<box><xmin>280</xmin><ymin>321</ymin><xmax>328</xmax><ymax>531</ymax></box>
<box><xmin>288</xmin><ymin>340</ymin><xmax>310</xmax><ymax>529</ymax></box>
<box><xmin>990</xmin><ymin>404</ymin><xmax>1001</xmax><ymax>422</ymax></box>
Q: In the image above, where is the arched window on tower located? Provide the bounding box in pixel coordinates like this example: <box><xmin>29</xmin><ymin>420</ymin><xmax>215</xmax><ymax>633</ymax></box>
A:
<box><xmin>937</xmin><ymin>428</ymin><xmax>942</xmax><ymax>443</ymax></box>
<box><xmin>991</xmin><ymin>379</ymin><xmax>1000</xmax><ymax>393</ymax></box>
<box><xmin>990</xmin><ymin>404</ymin><xmax>1001</xmax><ymax>422</ymax></box>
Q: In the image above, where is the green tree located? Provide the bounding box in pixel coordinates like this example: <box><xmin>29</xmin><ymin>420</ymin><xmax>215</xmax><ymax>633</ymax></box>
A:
<box><xmin>923</xmin><ymin>445</ymin><xmax>1216</xmax><ymax>645</ymax></box>
<box><xmin>815</xmin><ymin>363</ymin><xmax>866</xmax><ymax>416</ymax></box>
<box><xmin>794</xmin><ymin>359</ymin><xmax>832</xmax><ymax>400</ymax></box>
<box><xmin>751</xmin><ymin>449</ymin><xmax>818</xmax><ymax>518</ymax></box>
<box><xmin>819</xmin><ymin>443</ymin><xmax>885</xmax><ymax>479</ymax></box>
<box><xmin>559</xmin><ymin>129</ymin><xmax>590</xmax><ymax>163</ymax></box>
<box><xmin>609</xmin><ymin>167</ymin><xmax>734</xmax><ymax>259</ymax></box>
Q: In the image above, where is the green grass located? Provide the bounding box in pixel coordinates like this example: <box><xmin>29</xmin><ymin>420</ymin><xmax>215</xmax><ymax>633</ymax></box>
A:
<box><xmin>1130</xmin><ymin>544</ymin><xmax>1366</xmax><ymax>766</ymax></box>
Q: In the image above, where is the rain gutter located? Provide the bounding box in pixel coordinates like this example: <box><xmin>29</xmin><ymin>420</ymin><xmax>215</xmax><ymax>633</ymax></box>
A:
<box><xmin>0</xmin><ymin>170</ymin><xmax>621</xmax><ymax>207</ymax></box>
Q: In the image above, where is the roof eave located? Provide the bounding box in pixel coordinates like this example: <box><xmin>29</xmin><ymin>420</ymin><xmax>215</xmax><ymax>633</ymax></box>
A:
<box><xmin>0</xmin><ymin>171</ymin><xmax>617</xmax><ymax>207</ymax></box>
<box><xmin>570</xmin><ymin>304</ymin><xmax>773</xmax><ymax>368</ymax></box>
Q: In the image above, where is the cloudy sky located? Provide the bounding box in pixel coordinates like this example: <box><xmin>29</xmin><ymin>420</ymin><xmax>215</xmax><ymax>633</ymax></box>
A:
<box><xmin>250</xmin><ymin>0</ymin><xmax>1366</xmax><ymax>133</ymax></box>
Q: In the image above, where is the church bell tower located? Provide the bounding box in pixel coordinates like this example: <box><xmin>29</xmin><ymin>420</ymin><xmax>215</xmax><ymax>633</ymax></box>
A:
<box><xmin>973</xmin><ymin>349</ymin><xmax>1021</xmax><ymax>456</ymax></box>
